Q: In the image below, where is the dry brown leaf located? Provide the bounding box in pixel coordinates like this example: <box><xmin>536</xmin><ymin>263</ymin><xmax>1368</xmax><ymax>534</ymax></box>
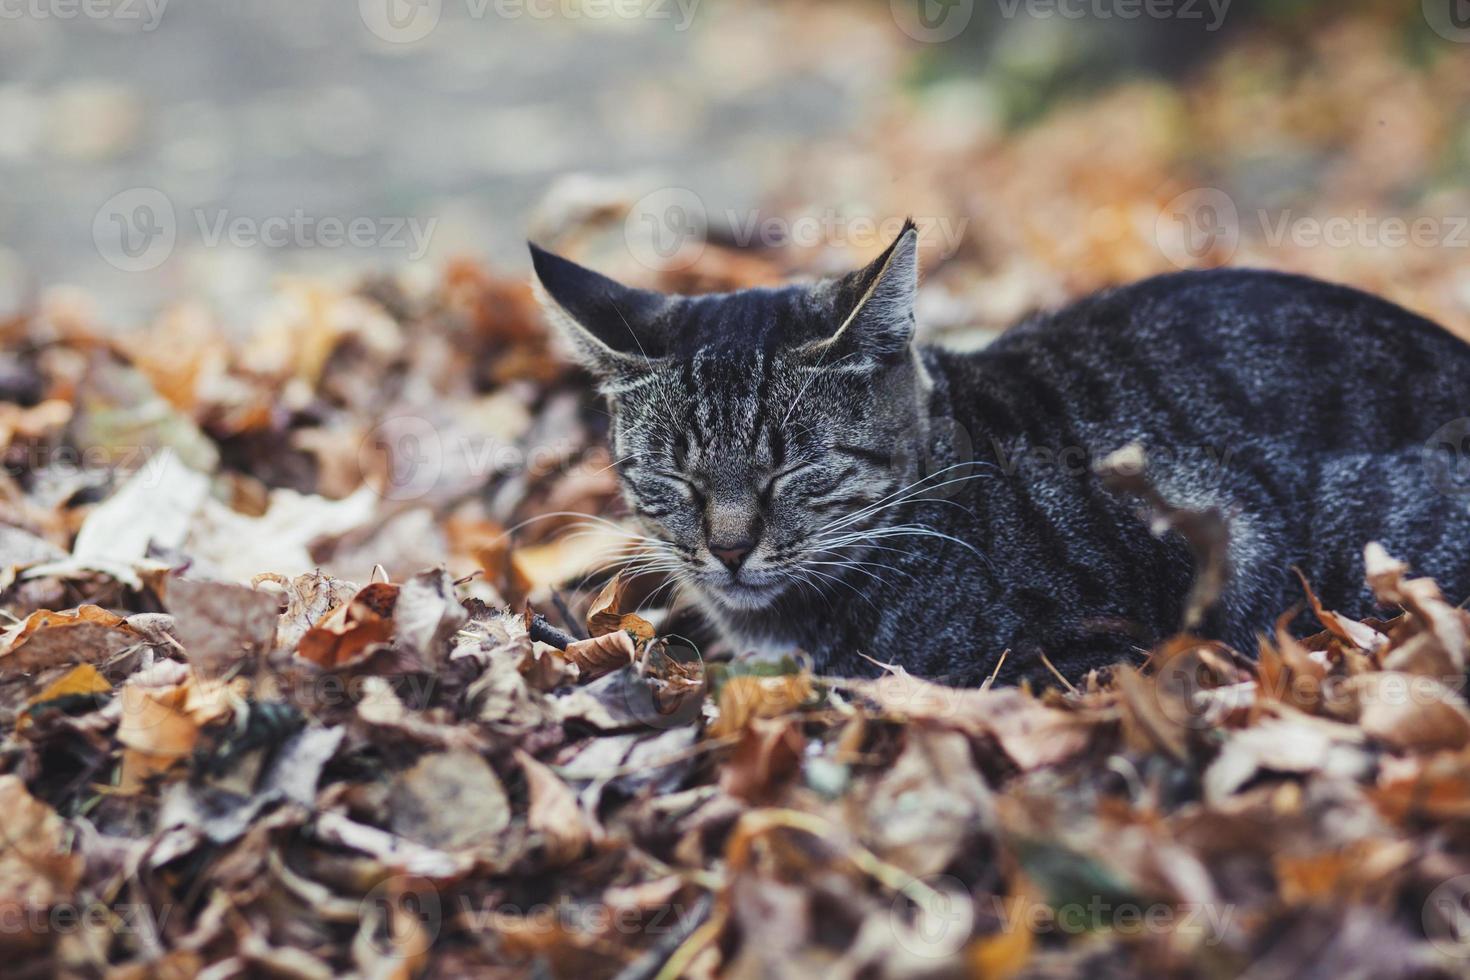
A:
<box><xmin>619</xmin><ymin>613</ymin><xmax>656</xmax><ymax>644</ymax></box>
<box><xmin>845</xmin><ymin>670</ymin><xmax>1088</xmax><ymax>770</ymax></box>
<box><xmin>720</xmin><ymin>717</ymin><xmax>805</xmax><ymax>803</ymax></box>
<box><xmin>1350</xmin><ymin>672</ymin><xmax>1470</xmax><ymax>752</ymax></box>
<box><xmin>1203</xmin><ymin>714</ymin><xmax>1370</xmax><ymax>802</ymax></box>
<box><xmin>17</xmin><ymin>662</ymin><xmax>111</xmax><ymax>731</ymax></box>
<box><xmin>1295</xmin><ymin>567</ymin><xmax>1388</xmax><ymax>653</ymax></box>
<box><xmin>297</xmin><ymin>581</ymin><xmax>399</xmax><ymax>669</ymax></box>
<box><xmin>356</xmin><ymin>676</ymin><xmax>485</xmax><ymax>751</ymax></box>
<box><xmin>392</xmin><ymin>568</ymin><xmax>468</xmax><ymax>669</ymax></box>
<box><xmin>516</xmin><ymin>749</ymin><xmax>591</xmax><ymax>864</ymax></box>
<box><xmin>115</xmin><ymin>683</ymin><xmax>204</xmax><ymax>791</ymax></box>
<box><xmin>709</xmin><ymin>673</ymin><xmax>815</xmax><ymax>738</ymax></box>
<box><xmin>858</xmin><ymin>725</ymin><xmax>994</xmax><ymax>877</ymax></box>
<box><xmin>388</xmin><ymin>750</ymin><xmax>510</xmax><ymax>852</ymax></box>
<box><xmin>1365</xmin><ymin>542</ymin><xmax>1467</xmax><ymax>671</ymax></box>
<box><xmin>586</xmin><ymin>572</ymin><xmax>629</xmax><ymax>637</ymax></box>
<box><xmin>256</xmin><ymin>569</ymin><xmax>359</xmax><ymax>652</ymax></box>
<box><xmin>0</xmin><ymin>605</ymin><xmax>140</xmax><ymax>675</ymax></box>
<box><xmin>166</xmin><ymin>577</ymin><xmax>281</xmax><ymax>678</ymax></box>
<box><xmin>563</xmin><ymin>629</ymin><xmax>636</xmax><ymax>682</ymax></box>
<box><xmin>0</xmin><ymin>775</ymin><xmax>83</xmax><ymax>952</ymax></box>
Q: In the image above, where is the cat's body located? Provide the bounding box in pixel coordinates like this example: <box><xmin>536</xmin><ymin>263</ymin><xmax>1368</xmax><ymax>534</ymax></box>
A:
<box><xmin>531</xmin><ymin>228</ymin><xmax>1470</xmax><ymax>685</ymax></box>
<box><xmin>702</xmin><ymin>267</ymin><xmax>1470</xmax><ymax>683</ymax></box>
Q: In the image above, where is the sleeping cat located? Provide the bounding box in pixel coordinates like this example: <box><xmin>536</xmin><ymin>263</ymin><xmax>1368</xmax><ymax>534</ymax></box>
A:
<box><xmin>529</xmin><ymin>221</ymin><xmax>1470</xmax><ymax>685</ymax></box>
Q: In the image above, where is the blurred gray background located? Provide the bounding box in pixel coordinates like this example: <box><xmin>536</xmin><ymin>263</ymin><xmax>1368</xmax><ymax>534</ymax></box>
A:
<box><xmin>0</xmin><ymin>0</ymin><xmax>891</xmax><ymax>324</ymax></box>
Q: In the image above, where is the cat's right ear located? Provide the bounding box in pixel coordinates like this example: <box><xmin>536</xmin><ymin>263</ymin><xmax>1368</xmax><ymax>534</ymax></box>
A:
<box><xmin>528</xmin><ymin>242</ymin><xmax>669</xmax><ymax>380</ymax></box>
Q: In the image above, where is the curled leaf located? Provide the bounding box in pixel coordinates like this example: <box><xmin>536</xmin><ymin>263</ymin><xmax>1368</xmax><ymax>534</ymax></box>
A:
<box><xmin>297</xmin><ymin>582</ymin><xmax>399</xmax><ymax>669</ymax></box>
<box><xmin>563</xmin><ymin>629</ymin><xmax>637</xmax><ymax>682</ymax></box>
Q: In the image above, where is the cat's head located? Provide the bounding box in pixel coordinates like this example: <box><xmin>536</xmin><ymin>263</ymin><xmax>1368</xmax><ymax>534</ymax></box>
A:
<box><xmin>529</xmin><ymin>221</ymin><xmax>931</xmax><ymax>613</ymax></box>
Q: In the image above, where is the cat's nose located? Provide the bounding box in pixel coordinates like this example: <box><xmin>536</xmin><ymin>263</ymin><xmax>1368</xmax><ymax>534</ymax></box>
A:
<box><xmin>709</xmin><ymin>540</ymin><xmax>754</xmax><ymax>572</ymax></box>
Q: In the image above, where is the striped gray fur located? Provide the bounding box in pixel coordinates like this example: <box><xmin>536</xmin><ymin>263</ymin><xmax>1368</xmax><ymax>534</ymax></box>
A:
<box><xmin>530</xmin><ymin>224</ymin><xmax>1470</xmax><ymax>685</ymax></box>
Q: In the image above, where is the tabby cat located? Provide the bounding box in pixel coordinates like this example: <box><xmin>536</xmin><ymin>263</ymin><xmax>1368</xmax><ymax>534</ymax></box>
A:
<box><xmin>530</xmin><ymin>222</ymin><xmax>1470</xmax><ymax>685</ymax></box>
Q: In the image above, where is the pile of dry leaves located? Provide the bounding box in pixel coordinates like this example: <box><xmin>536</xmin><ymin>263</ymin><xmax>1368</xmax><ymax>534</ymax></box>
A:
<box><xmin>0</xmin><ymin>255</ymin><xmax>1468</xmax><ymax>980</ymax></box>
<box><xmin>4</xmin><ymin>8</ymin><xmax>1470</xmax><ymax>974</ymax></box>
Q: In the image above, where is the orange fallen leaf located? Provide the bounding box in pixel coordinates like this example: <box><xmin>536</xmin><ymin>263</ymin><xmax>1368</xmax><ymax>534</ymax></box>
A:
<box><xmin>709</xmin><ymin>674</ymin><xmax>814</xmax><ymax>738</ymax></box>
<box><xmin>969</xmin><ymin>893</ymin><xmax>1035</xmax><ymax>980</ymax></box>
<box><xmin>0</xmin><ymin>605</ymin><xmax>141</xmax><ymax>675</ymax></box>
<box><xmin>297</xmin><ymin>582</ymin><xmax>399</xmax><ymax>669</ymax></box>
<box><xmin>5</xmin><ymin>605</ymin><xmax>132</xmax><ymax>646</ymax></box>
<box><xmin>18</xmin><ymin>663</ymin><xmax>112</xmax><ymax>731</ymax></box>
<box><xmin>586</xmin><ymin>573</ymin><xmax>628</xmax><ymax>637</ymax></box>
<box><xmin>116</xmin><ymin>683</ymin><xmax>203</xmax><ymax>792</ymax></box>
<box><xmin>720</xmin><ymin>717</ymin><xmax>804</xmax><ymax>802</ymax></box>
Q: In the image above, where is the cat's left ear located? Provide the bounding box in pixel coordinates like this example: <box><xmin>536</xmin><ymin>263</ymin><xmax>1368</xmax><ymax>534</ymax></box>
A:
<box><xmin>528</xmin><ymin>242</ymin><xmax>670</xmax><ymax>380</ymax></box>
<box><xmin>807</xmin><ymin>218</ymin><xmax>919</xmax><ymax>363</ymax></box>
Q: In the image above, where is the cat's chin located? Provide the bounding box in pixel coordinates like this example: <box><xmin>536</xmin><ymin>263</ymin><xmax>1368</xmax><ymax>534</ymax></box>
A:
<box><xmin>697</xmin><ymin>577</ymin><xmax>788</xmax><ymax>612</ymax></box>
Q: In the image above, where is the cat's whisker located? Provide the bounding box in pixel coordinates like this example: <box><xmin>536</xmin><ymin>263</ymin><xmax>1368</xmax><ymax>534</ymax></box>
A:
<box><xmin>825</xmin><ymin>492</ymin><xmax>980</xmax><ymax>533</ymax></box>
<box><xmin>797</xmin><ymin>564</ymin><xmax>881</xmax><ymax>613</ymax></box>
<box><xmin>816</xmin><ymin>523</ymin><xmax>994</xmax><ymax>571</ymax></box>
<box><xmin>787</xmin><ymin>566</ymin><xmax>838</xmax><ymax>614</ymax></box>
<box><xmin>494</xmin><ymin>510</ymin><xmax>637</xmax><ymax>542</ymax></box>
<box><xmin>817</xmin><ymin>463</ymin><xmax>995</xmax><ymax>535</ymax></box>
<box><xmin>796</xmin><ymin>558</ymin><xmax>905</xmax><ymax>588</ymax></box>
<box><xmin>584</xmin><ymin>452</ymin><xmax>639</xmax><ymax>476</ymax></box>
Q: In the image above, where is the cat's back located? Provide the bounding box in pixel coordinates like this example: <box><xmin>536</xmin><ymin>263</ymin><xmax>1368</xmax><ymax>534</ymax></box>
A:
<box><xmin>954</xmin><ymin>267</ymin><xmax>1470</xmax><ymax>452</ymax></box>
<box><xmin>1001</xmin><ymin>267</ymin><xmax>1466</xmax><ymax>363</ymax></box>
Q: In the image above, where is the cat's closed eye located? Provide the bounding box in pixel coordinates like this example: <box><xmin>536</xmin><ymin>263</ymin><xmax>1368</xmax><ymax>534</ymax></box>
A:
<box><xmin>650</xmin><ymin>470</ymin><xmax>705</xmax><ymax>507</ymax></box>
<box><xmin>760</xmin><ymin>462</ymin><xmax>812</xmax><ymax>502</ymax></box>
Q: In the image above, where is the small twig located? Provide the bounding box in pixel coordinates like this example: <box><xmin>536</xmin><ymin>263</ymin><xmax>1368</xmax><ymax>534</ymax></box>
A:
<box><xmin>980</xmin><ymin>648</ymin><xmax>1010</xmax><ymax>692</ymax></box>
<box><xmin>1038</xmin><ymin>650</ymin><xmax>1078</xmax><ymax>694</ymax></box>
<box><xmin>527</xmin><ymin>612</ymin><xmax>576</xmax><ymax>650</ymax></box>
